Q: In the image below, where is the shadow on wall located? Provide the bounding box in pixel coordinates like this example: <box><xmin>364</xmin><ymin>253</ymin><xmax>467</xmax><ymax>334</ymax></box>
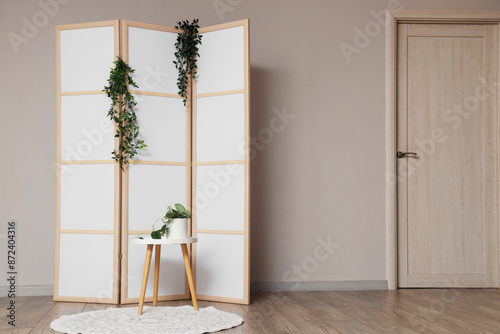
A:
<box><xmin>249</xmin><ymin>65</ymin><xmax>288</xmax><ymax>281</ymax></box>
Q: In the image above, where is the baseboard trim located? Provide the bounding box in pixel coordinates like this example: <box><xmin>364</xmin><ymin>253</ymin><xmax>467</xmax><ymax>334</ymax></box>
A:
<box><xmin>1</xmin><ymin>281</ymin><xmax>387</xmax><ymax>297</ymax></box>
<box><xmin>251</xmin><ymin>280</ymin><xmax>388</xmax><ymax>292</ymax></box>
<box><xmin>0</xmin><ymin>285</ymin><xmax>53</xmax><ymax>296</ymax></box>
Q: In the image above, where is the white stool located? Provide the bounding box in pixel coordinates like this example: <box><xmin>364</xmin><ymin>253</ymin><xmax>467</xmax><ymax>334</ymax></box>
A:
<box><xmin>131</xmin><ymin>237</ymin><xmax>198</xmax><ymax>315</ymax></box>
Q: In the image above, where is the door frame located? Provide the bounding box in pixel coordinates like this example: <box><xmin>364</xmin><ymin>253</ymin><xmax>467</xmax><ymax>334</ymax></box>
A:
<box><xmin>386</xmin><ymin>9</ymin><xmax>500</xmax><ymax>290</ymax></box>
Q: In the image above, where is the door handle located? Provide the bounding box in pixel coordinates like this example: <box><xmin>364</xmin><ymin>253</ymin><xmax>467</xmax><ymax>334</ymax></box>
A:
<box><xmin>396</xmin><ymin>151</ymin><xmax>418</xmax><ymax>159</ymax></box>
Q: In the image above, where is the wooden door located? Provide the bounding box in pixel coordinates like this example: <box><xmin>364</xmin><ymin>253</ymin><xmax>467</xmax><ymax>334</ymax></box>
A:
<box><xmin>397</xmin><ymin>23</ymin><xmax>499</xmax><ymax>287</ymax></box>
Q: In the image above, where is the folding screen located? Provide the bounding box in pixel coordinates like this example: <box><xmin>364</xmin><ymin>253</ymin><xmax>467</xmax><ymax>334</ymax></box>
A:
<box><xmin>193</xmin><ymin>20</ymin><xmax>250</xmax><ymax>304</ymax></box>
<box><xmin>120</xmin><ymin>21</ymin><xmax>191</xmax><ymax>304</ymax></box>
<box><xmin>55</xmin><ymin>21</ymin><xmax>120</xmax><ymax>303</ymax></box>
<box><xmin>55</xmin><ymin>19</ymin><xmax>250</xmax><ymax>305</ymax></box>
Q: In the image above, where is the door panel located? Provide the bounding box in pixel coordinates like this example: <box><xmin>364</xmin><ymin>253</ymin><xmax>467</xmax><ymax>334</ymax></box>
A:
<box><xmin>397</xmin><ymin>24</ymin><xmax>498</xmax><ymax>287</ymax></box>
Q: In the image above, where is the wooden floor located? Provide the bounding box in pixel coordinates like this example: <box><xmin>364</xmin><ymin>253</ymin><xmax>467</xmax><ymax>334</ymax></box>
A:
<box><xmin>1</xmin><ymin>289</ymin><xmax>500</xmax><ymax>333</ymax></box>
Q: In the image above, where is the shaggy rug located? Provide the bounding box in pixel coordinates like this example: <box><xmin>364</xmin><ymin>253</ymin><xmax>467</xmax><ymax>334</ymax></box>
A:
<box><xmin>50</xmin><ymin>305</ymin><xmax>244</xmax><ymax>334</ymax></box>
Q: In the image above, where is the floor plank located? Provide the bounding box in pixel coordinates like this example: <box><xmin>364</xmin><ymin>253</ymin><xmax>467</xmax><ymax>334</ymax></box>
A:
<box><xmin>81</xmin><ymin>301</ymin><xmax>120</xmax><ymax>313</ymax></box>
<box><xmin>29</xmin><ymin>302</ymin><xmax>86</xmax><ymax>334</ymax></box>
<box><xmin>259</xmin><ymin>291</ymin><xmax>341</xmax><ymax>334</ymax></box>
<box><xmin>368</xmin><ymin>289</ymin><xmax>496</xmax><ymax>334</ymax></box>
<box><xmin>338</xmin><ymin>290</ymin><xmax>465</xmax><ymax>334</ymax></box>
<box><xmin>454</xmin><ymin>289</ymin><xmax>500</xmax><ymax>309</ymax></box>
<box><xmin>397</xmin><ymin>289</ymin><xmax>499</xmax><ymax>334</ymax></box>
<box><xmin>324</xmin><ymin>320</ymin><xmax>382</xmax><ymax>334</ymax></box>
<box><xmin>318</xmin><ymin>291</ymin><xmax>421</xmax><ymax>334</ymax></box>
<box><xmin>0</xmin><ymin>296</ymin><xmax>33</xmax><ymax>323</ymax></box>
<box><xmin>422</xmin><ymin>288</ymin><xmax>500</xmax><ymax>323</ymax></box>
<box><xmin>3</xmin><ymin>290</ymin><xmax>500</xmax><ymax>334</ymax></box>
<box><xmin>0</xmin><ymin>296</ymin><xmax>54</xmax><ymax>333</ymax></box>
<box><xmin>287</xmin><ymin>291</ymin><xmax>351</xmax><ymax>321</ymax></box>
<box><xmin>240</xmin><ymin>292</ymin><xmax>301</xmax><ymax>334</ymax></box>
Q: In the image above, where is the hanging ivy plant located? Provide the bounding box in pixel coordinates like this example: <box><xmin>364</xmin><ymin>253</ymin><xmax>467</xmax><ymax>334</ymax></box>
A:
<box><xmin>103</xmin><ymin>56</ymin><xmax>146</xmax><ymax>168</ymax></box>
<box><xmin>174</xmin><ymin>19</ymin><xmax>203</xmax><ymax>106</ymax></box>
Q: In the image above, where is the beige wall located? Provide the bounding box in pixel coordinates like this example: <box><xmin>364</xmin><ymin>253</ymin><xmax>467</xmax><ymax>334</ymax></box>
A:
<box><xmin>2</xmin><ymin>0</ymin><xmax>500</xmax><ymax>290</ymax></box>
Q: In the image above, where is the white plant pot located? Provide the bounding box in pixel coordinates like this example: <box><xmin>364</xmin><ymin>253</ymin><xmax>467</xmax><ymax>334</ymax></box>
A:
<box><xmin>166</xmin><ymin>218</ymin><xmax>189</xmax><ymax>239</ymax></box>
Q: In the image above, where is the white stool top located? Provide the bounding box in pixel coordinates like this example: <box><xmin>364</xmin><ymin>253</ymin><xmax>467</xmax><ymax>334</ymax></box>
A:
<box><xmin>131</xmin><ymin>237</ymin><xmax>198</xmax><ymax>245</ymax></box>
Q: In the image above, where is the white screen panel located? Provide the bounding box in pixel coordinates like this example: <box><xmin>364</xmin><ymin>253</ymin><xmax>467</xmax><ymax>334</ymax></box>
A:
<box><xmin>196</xmin><ymin>165</ymin><xmax>244</xmax><ymax>231</ymax></box>
<box><xmin>128</xmin><ymin>27</ymin><xmax>178</xmax><ymax>94</ymax></box>
<box><xmin>196</xmin><ymin>234</ymin><xmax>244</xmax><ymax>299</ymax></box>
<box><xmin>128</xmin><ymin>165</ymin><xmax>187</xmax><ymax>231</ymax></box>
<box><xmin>60</xmin><ymin>164</ymin><xmax>115</xmax><ymax>231</ymax></box>
<box><xmin>60</xmin><ymin>26</ymin><xmax>115</xmax><ymax>92</ymax></box>
<box><xmin>127</xmin><ymin>235</ymin><xmax>185</xmax><ymax>298</ymax></box>
<box><xmin>134</xmin><ymin>95</ymin><xmax>186</xmax><ymax>162</ymax></box>
<box><xmin>60</xmin><ymin>95</ymin><xmax>115</xmax><ymax>161</ymax></box>
<box><xmin>59</xmin><ymin>234</ymin><xmax>115</xmax><ymax>298</ymax></box>
<box><xmin>197</xmin><ymin>94</ymin><xmax>245</xmax><ymax>162</ymax></box>
<box><xmin>196</xmin><ymin>26</ymin><xmax>244</xmax><ymax>94</ymax></box>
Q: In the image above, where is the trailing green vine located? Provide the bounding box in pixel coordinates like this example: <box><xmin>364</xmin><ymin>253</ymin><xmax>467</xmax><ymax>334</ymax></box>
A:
<box><xmin>104</xmin><ymin>57</ymin><xmax>146</xmax><ymax>168</ymax></box>
<box><xmin>174</xmin><ymin>19</ymin><xmax>203</xmax><ymax>106</ymax></box>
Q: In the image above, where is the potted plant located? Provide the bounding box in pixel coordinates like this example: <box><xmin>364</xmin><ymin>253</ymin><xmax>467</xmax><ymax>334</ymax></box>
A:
<box><xmin>149</xmin><ymin>204</ymin><xmax>191</xmax><ymax>239</ymax></box>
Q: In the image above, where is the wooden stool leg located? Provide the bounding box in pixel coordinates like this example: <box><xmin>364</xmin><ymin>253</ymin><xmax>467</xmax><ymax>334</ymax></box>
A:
<box><xmin>153</xmin><ymin>245</ymin><xmax>161</xmax><ymax>307</ymax></box>
<box><xmin>138</xmin><ymin>244</ymin><xmax>153</xmax><ymax>315</ymax></box>
<box><xmin>181</xmin><ymin>244</ymin><xmax>198</xmax><ymax>311</ymax></box>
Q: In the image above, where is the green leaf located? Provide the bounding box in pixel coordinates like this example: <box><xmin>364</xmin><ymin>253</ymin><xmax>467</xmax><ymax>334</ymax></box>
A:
<box><xmin>173</xmin><ymin>19</ymin><xmax>202</xmax><ymax>106</ymax></box>
<box><xmin>175</xmin><ymin>203</ymin><xmax>186</xmax><ymax>214</ymax></box>
<box><xmin>104</xmin><ymin>56</ymin><xmax>147</xmax><ymax>168</ymax></box>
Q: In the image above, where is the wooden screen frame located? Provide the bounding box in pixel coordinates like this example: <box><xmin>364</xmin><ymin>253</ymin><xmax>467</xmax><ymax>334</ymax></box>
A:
<box><xmin>386</xmin><ymin>9</ymin><xmax>500</xmax><ymax>290</ymax></box>
<box><xmin>54</xmin><ymin>20</ymin><xmax>121</xmax><ymax>303</ymax></box>
<box><xmin>55</xmin><ymin>19</ymin><xmax>250</xmax><ymax>305</ymax></box>
<box><xmin>192</xmin><ymin>19</ymin><xmax>251</xmax><ymax>305</ymax></box>
<box><xmin>119</xmin><ymin>20</ymin><xmax>192</xmax><ymax>304</ymax></box>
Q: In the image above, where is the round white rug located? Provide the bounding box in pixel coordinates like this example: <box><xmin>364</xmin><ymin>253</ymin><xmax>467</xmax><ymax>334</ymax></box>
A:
<box><xmin>50</xmin><ymin>305</ymin><xmax>244</xmax><ymax>334</ymax></box>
